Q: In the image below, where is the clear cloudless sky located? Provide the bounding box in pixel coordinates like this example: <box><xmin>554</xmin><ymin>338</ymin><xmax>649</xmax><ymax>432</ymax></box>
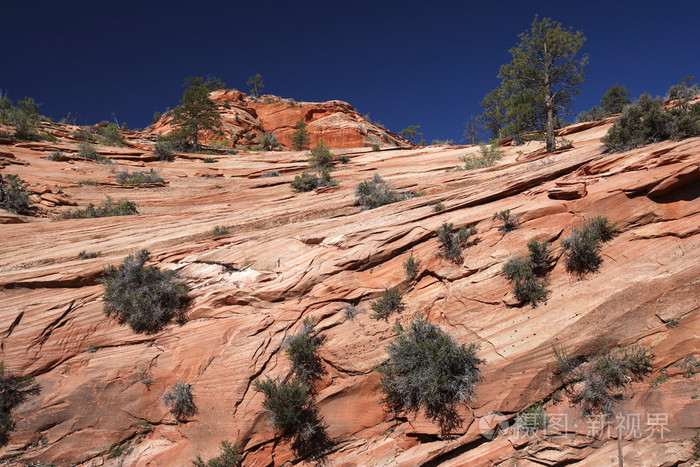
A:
<box><xmin>2</xmin><ymin>0</ymin><xmax>699</xmax><ymax>142</ymax></box>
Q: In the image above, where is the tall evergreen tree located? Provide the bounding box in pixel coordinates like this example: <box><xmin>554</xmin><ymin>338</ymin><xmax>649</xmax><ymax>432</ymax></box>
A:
<box><xmin>291</xmin><ymin>119</ymin><xmax>310</xmax><ymax>150</ymax></box>
<box><xmin>482</xmin><ymin>16</ymin><xmax>587</xmax><ymax>152</ymax></box>
<box><xmin>600</xmin><ymin>84</ymin><xmax>631</xmax><ymax>115</ymax></box>
<box><xmin>170</xmin><ymin>77</ymin><xmax>223</xmax><ymax>151</ymax></box>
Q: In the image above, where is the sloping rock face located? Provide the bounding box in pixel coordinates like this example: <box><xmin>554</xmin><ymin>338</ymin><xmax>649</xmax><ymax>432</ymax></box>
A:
<box><xmin>149</xmin><ymin>90</ymin><xmax>410</xmax><ymax>149</ymax></box>
<box><xmin>0</xmin><ymin>120</ymin><xmax>698</xmax><ymax>466</ymax></box>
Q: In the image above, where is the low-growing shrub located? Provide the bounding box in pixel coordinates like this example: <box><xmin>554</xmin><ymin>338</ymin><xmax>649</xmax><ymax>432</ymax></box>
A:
<box><xmin>258</xmin><ymin>132</ymin><xmax>280</xmax><ymax>151</ymax></box>
<box><xmin>260</xmin><ymin>170</ymin><xmax>280</xmax><ymax>178</ymax></box>
<box><xmin>377</xmin><ymin>316</ymin><xmax>483</xmax><ymax>434</ymax></box>
<box><xmin>78</xmin><ymin>250</ymin><xmax>100</xmax><ymax>260</ymax></box>
<box><xmin>61</xmin><ymin>196</ymin><xmax>138</xmax><ymax>218</ymax></box>
<box><xmin>555</xmin><ymin>345</ymin><xmax>653</xmax><ymax>417</ymax></box>
<box><xmin>527</xmin><ymin>238</ymin><xmax>551</xmax><ymax>275</ymax></box>
<box><xmin>290</xmin><ymin>170</ymin><xmax>337</xmax><ymax>192</ymax></box>
<box><xmin>602</xmin><ymin>84</ymin><xmax>700</xmax><ymax>152</ymax></box>
<box><xmin>202</xmin><ymin>157</ymin><xmax>217</xmax><ymax>163</ymax></box>
<box><xmin>458</xmin><ymin>144</ymin><xmax>504</xmax><ymax>170</ymax></box>
<box><xmin>77</xmin><ymin>141</ymin><xmax>104</xmax><ymax>162</ymax></box>
<box><xmin>100</xmin><ymin>250</ymin><xmax>192</xmax><ymax>334</ymax></box>
<box><xmin>336</xmin><ymin>154</ymin><xmax>350</xmax><ymax>164</ymax></box>
<box><xmin>78</xmin><ymin>179</ymin><xmax>100</xmax><ymax>186</ymax></box>
<box><xmin>370</xmin><ymin>287</ymin><xmax>404</xmax><ymax>320</ymax></box>
<box><xmin>433</xmin><ymin>202</ymin><xmax>445</xmax><ymax>212</ymax></box>
<box><xmin>153</xmin><ymin>141</ymin><xmax>174</xmax><ymax>161</ymax></box>
<box><xmin>0</xmin><ymin>362</ymin><xmax>40</xmax><ymax>447</ymax></box>
<box><xmin>403</xmin><ymin>252</ymin><xmax>421</xmax><ymax>281</ymax></box>
<box><xmin>0</xmin><ymin>174</ymin><xmax>32</xmax><ymax>214</ymax></box>
<box><xmin>163</xmin><ymin>381</ymin><xmax>197</xmax><ymax>420</ymax></box>
<box><xmin>371</xmin><ymin>144</ymin><xmax>380</xmax><ymax>151</ymax></box>
<box><xmin>192</xmin><ymin>439</ymin><xmax>243</xmax><ymax>467</ymax></box>
<box><xmin>99</xmin><ymin>123</ymin><xmax>126</xmax><ymax>147</ymax></box>
<box><xmin>342</xmin><ymin>303</ymin><xmax>357</xmax><ymax>321</ymax></box>
<box><xmin>307</xmin><ymin>140</ymin><xmax>334</xmax><ymax>170</ymax></box>
<box><xmin>561</xmin><ymin>216</ymin><xmax>616</xmax><ymax>277</ymax></box>
<box><xmin>115</xmin><ymin>168</ymin><xmax>164</xmax><ymax>185</ymax></box>
<box><xmin>436</xmin><ymin>222</ymin><xmax>477</xmax><ymax>262</ymax></box>
<box><xmin>253</xmin><ymin>377</ymin><xmax>330</xmax><ymax>458</ymax></box>
<box><xmin>493</xmin><ymin>209</ymin><xmax>518</xmax><ymax>232</ymax></box>
<box><xmin>355</xmin><ymin>173</ymin><xmax>401</xmax><ymax>209</ymax></box>
<box><xmin>514</xmin><ymin>404</ymin><xmax>549</xmax><ymax>434</ymax></box>
<box><xmin>502</xmin><ymin>257</ymin><xmax>549</xmax><ymax>307</ymax></box>
<box><xmin>286</xmin><ymin>317</ymin><xmax>325</xmax><ymax>388</ymax></box>
<box><xmin>211</xmin><ymin>226</ymin><xmax>230</xmax><ymax>237</ymax></box>
<box><xmin>47</xmin><ymin>150</ymin><xmax>68</xmax><ymax>161</ymax></box>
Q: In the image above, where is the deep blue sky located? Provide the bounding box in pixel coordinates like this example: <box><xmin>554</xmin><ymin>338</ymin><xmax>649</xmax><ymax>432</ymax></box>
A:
<box><xmin>2</xmin><ymin>0</ymin><xmax>698</xmax><ymax>142</ymax></box>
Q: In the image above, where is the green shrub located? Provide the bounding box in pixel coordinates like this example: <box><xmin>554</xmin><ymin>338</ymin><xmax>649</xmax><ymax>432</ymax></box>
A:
<box><xmin>493</xmin><ymin>209</ymin><xmax>518</xmax><ymax>232</ymax></box>
<box><xmin>47</xmin><ymin>150</ymin><xmax>68</xmax><ymax>161</ymax></box>
<box><xmin>436</xmin><ymin>222</ymin><xmax>477</xmax><ymax>262</ymax></box>
<box><xmin>0</xmin><ymin>362</ymin><xmax>40</xmax><ymax>447</ymax></box>
<box><xmin>99</xmin><ymin>123</ymin><xmax>126</xmax><ymax>146</ymax></box>
<box><xmin>0</xmin><ymin>174</ymin><xmax>32</xmax><ymax>214</ymax></box>
<box><xmin>290</xmin><ymin>170</ymin><xmax>337</xmax><ymax>192</ymax></box>
<box><xmin>211</xmin><ymin>226</ymin><xmax>230</xmax><ymax>237</ymax></box>
<box><xmin>370</xmin><ymin>287</ymin><xmax>404</xmax><ymax>320</ymax></box>
<box><xmin>9</xmin><ymin>97</ymin><xmax>42</xmax><ymax>141</ymax></box>
<box><xmin>667</xmin><ymin>76</ymin><xmax>699</xmax><ymax>103</ymax></box>
<box><xmin>77</xmin><ymin>141</ymin><xmax>110</xmax><ymax>162</ymax></box>
<box><xmin>61</xmin><ymin>196</ymin><xmax>138</xmax><ymax>219</ymax></box>
<box><xmin>693</xmin><ymin>430</ymin><xmax>700</xmax><ymax>461</ymax></box>
<box><xmin>602</xmin><ymin>86</ymin><xmax>700</xmax><ymax>152</ymax></box>
<box><xmin>154</xmin><ymin>141</ymin><xmax>174</xmax><ymax>161</ymax></box>
<box><xmin>260</xmin><ymin>170</ymin><xmax>280</xmax><ymax>178</ymax></box>
<box><xmin>502</xmin><ymin>257</ymin><xmax>549</xmax><ymax>307</ymax></box>
<box><xmin>286</xmin><ymin>317</ymin><xmax>325</xmax><ymax>388</ymax></box>
<box><xmin>253</xmin><ymin>377</ymin><xmax>330</xmax><ymax>458</ymax></box>
<box><xmin>202</xmin><ymin>157</ymin><xmax>217</xmax><ymax>163</ymax></box>
<box><xmin>100</xmin><ymin>250</ymin><xmax>192</xmax><ymax>334</ymax></box>
<box><xmin>163</xmin><ymin>381</ymin><xmax>197</xmax><ymax>420</ymax></box>
<box><xmin>403</xmin><ymin>252</ymin><xmax>421</xmax><ymax>281</ymax></box>
<box><xmin>377</xmin><ymin>316</ymin><xmax>483</xmax><ymax>434</ymax></box>
<box><xmin>514</xmin><ymin>404</ymin><xmax>549</xmax><ymax>434</ymax></box>
<box><xmin>258</xmin><ymin>132</ymin><xmax>280</xmax><ymax>151</ymax></box>
<box><xmin>336</xmin><ymin>154</ymin><xmax>350</xmax><ymax>164</ymax></box>
<box><xmin>78</xmin><ymin>250</ymin><xmax>100</xmax><ymax>260</ymax></box>
<box><xmin>458</xmin><ymin>144</ymin><xmax>504</xmax><ymax>170</ymax></box>
<box><xmin>576</xmin><ymin>105</ymin><xmax>606</xmax><ymax>123</ymax></box>
<box><xmin>527</xmin><ymin>239</ymin><xmax>551</xmax><ymax>275</ymax></box>
<box><xmin>433</xmin><ymin>202</ymin><xmax>445</xmax><ymax>212</ymax></box>
<box><xmin>307</xmin><ymin>140</ymin><xmax>334</xmax><ymax>171</ymax></box>
<box><xmin>371</xmin><ymin>144</ymin><xmax>380</xmax><ymax>151</ymax></box>
<box><xmin>561</xmin><ymin>216</ymin><xmax>616</xmax><ymax>277</ymax></box>
<box><xmin>116</xmin><ymin>168</ymin><xmax>164</xmax><ymax>185</ymax></box>
<box><xmin>192</xmin><ymin>440</ymin><xmax>243</xmax><ymax>467</ymax></box>
<box><xmin>78</xmin><ymin>179</ymin><xmax>100</xmax><ymax>186</ymax></box>
<box><xmin>555</xmin><ymin>345</ymin><xmax>653</xmax><ymax>417</ymax></box>
<box><xmin>355</xmin><ymin>173</ymin><xmax>401</xmax><ymax>209</ymax></box>
<box><xmin>679</xmin><ymin>355</ymin><xmax>699</xmax><ymax>378</ymax></box>
<box><xmin>342</xmin><ymin>303</ymin><xmax>357</xmax><ymax>321</ymax></box>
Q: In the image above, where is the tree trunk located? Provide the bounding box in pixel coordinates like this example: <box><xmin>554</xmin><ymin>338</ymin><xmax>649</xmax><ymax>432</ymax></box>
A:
<box><xmin>544</xmin><ymin>44</ymin><xmax>556</xmax><ymax>153</ymax></box>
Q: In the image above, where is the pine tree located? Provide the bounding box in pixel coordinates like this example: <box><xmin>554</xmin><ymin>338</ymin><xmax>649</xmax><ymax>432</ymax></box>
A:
<box><xmin>600</xmin><ymin>84</ymin><xmax>631</xmax><ymax>115</ymax></box>
<box><xmin>169</xmin><ymin>77</ymin><xmax>223</xmax><ymax>151</ymax></box>
<box><xmin>399</xmin><ymin>125</ymin><xmax>422</xmax><ymax>144</ymax></box>
<box><xmin>482</xmin><ymin>16</ymin><xmax>587</xmax><ymax>152</ymax></box>
<box><xmin>247</xmin><ymin>73</ymin><xmax>264</xmax><ymax>97</ymax></box>
<box><xmin>291</xmin><ymin>119</ymin><xmax>310</xmax><ymax>150</ymax></box>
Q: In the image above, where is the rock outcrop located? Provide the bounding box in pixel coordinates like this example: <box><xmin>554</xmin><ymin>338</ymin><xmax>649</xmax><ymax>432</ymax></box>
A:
<box><xmin>0</xmin><ymin>118</ymin><xmax>698</xmax><ymax>466</ymax></box>
<box><xmin>149</xmin><ymin>90</ymin><xmax>411</xmax><ymax>149</ymax></box>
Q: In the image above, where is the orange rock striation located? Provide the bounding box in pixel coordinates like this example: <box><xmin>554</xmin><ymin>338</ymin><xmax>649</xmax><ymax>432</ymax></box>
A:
<box><xmin>0</xmin><ymin>117</ymin><xmax>698</xmax><ymax>466</ymax></box>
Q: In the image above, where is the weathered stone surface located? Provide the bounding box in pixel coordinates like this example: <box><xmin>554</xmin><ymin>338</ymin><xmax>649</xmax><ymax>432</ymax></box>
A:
<box><xmin>0</xmin><ymin>118</ymin><xmax>698</xmax><ymax>466</ymax></box>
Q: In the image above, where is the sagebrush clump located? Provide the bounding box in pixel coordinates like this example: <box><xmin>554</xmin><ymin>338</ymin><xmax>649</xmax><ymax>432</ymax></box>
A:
<box><xmin>192</xmin><ymin>439</ymin><xmax>243</xmax><ymax>467</ymax></box>
<box><xmin>163</xmin><ymin>381</ymin><xmax>197</xmax><ymax>420</ymax></box>
<box><xmin>378</xmin><ymin>317</ymin><xmax>483</xmax><ymax>434</ymax></box>
<box><xmin>285</xmin><ymin>317</ymin><xmax>326</xmax><ymax>388</ymax></box>
<box><xmin>493</xmin><ymin>209</ymin><xmax>519</xmax><ymax>232</ymax></box>
<box><xmin>290</xmin><ymin>170</ymin><xmax>337</xmax><ymax>192</ymax></box>
<box><xmin>61</xmin><ymin>196</ymin><xmax>138</xmax><ymax>219</ymax></box>
<box><xmin>561</xmin><ymin>216</ymin><xmax>616</xmax><ymax>277</ymax></box>
<box><xmin>100</xmin><ymin>250</ymin><xmax>192</xmax><ymax>334</ymax></box>
<box><xmin>354</xmin><ymin>173</ymin><xmax>402</xmax><ymax>209</ymax></box>
<box><xmin>555</xmin><ymin>345</ymin><xmax>653</xmax><ymax>417</ymax></box>
<box><xmin>115</xmin><ymin>168</ymin><xmax>164</xmax><ymax>185</ymax></box>
<box><xmin>0</xmin><ymin>174</ymin><xmax>32</xmax><ymax>215</ymax></box>
<box><xmin>370</xmin><ymin>287</ymin><xmax>404</xmax><ymax>320</ymax></box>
<box><xmin>403</xmin><ymin>252</ymin><xmax>421</xmax><ymax>281</ymax></box>
<box><xmin>0</xmin><ymin>362</ymin><xmax>40</xmax><ymax>447</ymax></box>
<box><xmin>436</xmin><ymin>222</ymin><xmax>477</xmax><ymax>262</ymax></box>
<box><xmin>458</xmin><ymin>144</ymin><xmax>504</xmax><ymax>170</ymax></box>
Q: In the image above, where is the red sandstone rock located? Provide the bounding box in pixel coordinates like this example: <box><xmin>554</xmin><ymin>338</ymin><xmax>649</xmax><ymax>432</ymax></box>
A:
<box><xmin>0</xmin><ymin>117</ymin><xmax>697</xmax><ymax>466</ymax></box>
